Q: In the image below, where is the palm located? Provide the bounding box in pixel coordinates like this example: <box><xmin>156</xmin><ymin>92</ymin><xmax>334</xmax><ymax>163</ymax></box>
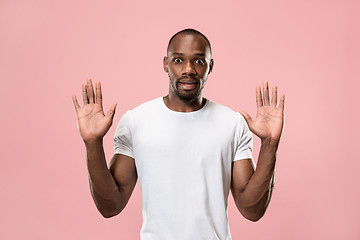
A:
<box><xmin>72</xmin><ymin>79</ymin><xmax>117</xmax><ymax>142</ymax></box>
<box><xmin>240</xmin><ymin>82</ymin><xmax>285</xmax><ymax>141</ymax></box>
<box><xmin>251</xmin><ymin>105</ymin><xmax>283</xmax><ymax>140</ymax></box>
<box><xmin>76</xmin><ymin>103</ymin><xmax>111</xmax><ymax>141</ymax></box>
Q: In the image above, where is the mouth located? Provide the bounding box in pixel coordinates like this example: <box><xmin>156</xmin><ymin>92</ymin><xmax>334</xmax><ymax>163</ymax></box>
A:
<box><xmin>178</xmin><ymin>80</ymin><xmax>198</xmax><ymax>90</ymax></box>
<box><xmin>178</xmin><ymin>77</ymin><xmax>197</xmax><ymax>82</ymax></box>
<box><xmin>178</xmin><ymin>76</ymin><xmax>198</xmax><ymax>84</ymax></box>
<box><xmin>179</xmin><ymin>81</ymin><xmax>197</xmax><ymax>84</ymax></box>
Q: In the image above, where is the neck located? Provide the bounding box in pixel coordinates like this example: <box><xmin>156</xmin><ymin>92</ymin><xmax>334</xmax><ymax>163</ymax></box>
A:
<box><xmin>163</xmin><ymin>93</ymin><xmax>205</xmax><ymax>112</ymax></box>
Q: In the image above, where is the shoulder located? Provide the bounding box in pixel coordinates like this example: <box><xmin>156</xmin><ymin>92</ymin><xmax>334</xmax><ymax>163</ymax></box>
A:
<box><xmin>115</xmin><ymin>98</ymin><xmax>162</xmax><ymax>132</ymax></box>
<box><xmin>133</xmin><ymin>97</ymin><xmax>162</xmax><ymax>111</ymax></box>
<box><xmin>205</xmin><ymin>99</ymin><xmax>249</xmax><ymax>131</ymax></box>
<box><xmin>206</xmin><ymin>99</ymin><xmax>245</xmax><ymax>121</ymax></box>
<box><xmin>126</xmin><ymin>97</ymin><xmax>163</xmax><ymax>116</ymax></box>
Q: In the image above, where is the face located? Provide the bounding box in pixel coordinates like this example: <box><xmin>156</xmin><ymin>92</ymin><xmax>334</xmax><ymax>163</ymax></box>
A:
<box><xmin>163</xmin><ymin>33</ymin><xmax>214</xmax><ymax>103</ymax></box>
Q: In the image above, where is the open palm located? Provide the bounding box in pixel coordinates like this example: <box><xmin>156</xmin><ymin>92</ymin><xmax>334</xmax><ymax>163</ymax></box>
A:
<box><xmin>240</xmin><ymin>82</ymin><xmax>285</xmax><ymax>142</ymax></box>
<box><xmin>72</xmin><ymin>79</ymin><xmax>117</xmax><ymax>142</ymax></box>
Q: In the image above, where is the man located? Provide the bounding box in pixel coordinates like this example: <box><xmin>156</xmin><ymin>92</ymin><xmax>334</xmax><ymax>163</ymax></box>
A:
<box><xmin>72</xmin><ymin>28</ymin><xmax>285</xmax><ymax>239</ymax></box>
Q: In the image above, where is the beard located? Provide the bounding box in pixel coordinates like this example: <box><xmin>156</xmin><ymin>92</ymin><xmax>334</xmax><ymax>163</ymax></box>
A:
<box><xmin>169</xmin><ymin>75</ymin><xmax>205</xmax><ymax>103</ymax></box>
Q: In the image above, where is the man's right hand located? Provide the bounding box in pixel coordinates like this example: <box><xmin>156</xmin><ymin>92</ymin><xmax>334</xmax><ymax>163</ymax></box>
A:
<box><xmin>72</xmin><ymin>79</ymin><xmax>117</xmax><ymax>143</ymax></box>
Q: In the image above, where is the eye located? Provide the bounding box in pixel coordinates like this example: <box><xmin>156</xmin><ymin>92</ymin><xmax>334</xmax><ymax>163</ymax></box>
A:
<box><xmin>173</xmin><ymin>58</ymin><xmax>182</xmax><ymax>63</ymax></box>
<box><xmin>195</xmin><ymin>59</ymin><xmax>205</xmax><ymax>64</ymax></box>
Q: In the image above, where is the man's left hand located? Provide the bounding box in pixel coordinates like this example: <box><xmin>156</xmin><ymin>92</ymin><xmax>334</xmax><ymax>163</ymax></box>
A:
<box><xmin>239</xmin><ymin>81</ymin><xmax>285</xmax><ymax>142</ymax></box>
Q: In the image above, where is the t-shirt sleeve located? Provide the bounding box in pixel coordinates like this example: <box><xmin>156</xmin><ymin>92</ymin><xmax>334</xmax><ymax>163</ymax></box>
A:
<box><xmin>113</xmin><ymin>110</ymin><xmax>134</xmax><ymax>158</ymax></box>
<box><xmin>233</xmin><ymin>113</ymin><xmax>253</xmax><ymax>162</ymax></box>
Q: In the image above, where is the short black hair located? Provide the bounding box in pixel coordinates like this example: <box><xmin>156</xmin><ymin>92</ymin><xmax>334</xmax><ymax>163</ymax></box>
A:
<box><xmin>167</xmin><ymin>28</ymin><xmax>212</xmax><ymax>55</ymax></box>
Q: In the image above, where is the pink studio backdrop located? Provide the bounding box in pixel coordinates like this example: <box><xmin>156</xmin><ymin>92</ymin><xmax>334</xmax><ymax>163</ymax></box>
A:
<box><xmin>0</xmin><ymin>0</ymin><xmax>359</xmax><ymax>239</ymax></box>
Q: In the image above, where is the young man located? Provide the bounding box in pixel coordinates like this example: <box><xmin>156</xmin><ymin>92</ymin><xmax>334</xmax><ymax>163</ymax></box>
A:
<box><xmin>72</xmin><ymin>29</ymin><xmax>285</xmax><ymax>240</ymax></box>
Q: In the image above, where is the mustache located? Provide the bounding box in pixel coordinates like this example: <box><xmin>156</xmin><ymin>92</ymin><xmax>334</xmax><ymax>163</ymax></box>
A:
<box><xmin>178</xmin><ymin>76</ymin><xmax>198</xmax><ymax>81</ymax></box>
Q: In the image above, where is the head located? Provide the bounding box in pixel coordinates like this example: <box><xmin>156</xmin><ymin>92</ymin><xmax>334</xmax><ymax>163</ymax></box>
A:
<box><xmin>163</xmin><ymin>29</ymin><xmax>214</xmax><ymax>103</ymax></box>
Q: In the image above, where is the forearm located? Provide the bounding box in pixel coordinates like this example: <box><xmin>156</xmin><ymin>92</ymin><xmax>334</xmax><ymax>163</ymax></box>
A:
<box><xmin>237</xmin><ymin>139</ymin><xmax>278</xmax><ymax>220</ymax></box>
<box><xmin>85</xmin><ymin>139</ymin><xmax>123</xmax><ymax>217</ymax></box>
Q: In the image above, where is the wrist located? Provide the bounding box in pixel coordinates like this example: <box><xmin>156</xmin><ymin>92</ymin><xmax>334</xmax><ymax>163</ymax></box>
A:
<box><xmin>260</xmin><ymin>138</ymin><xmax>280</xmax><ymax>152</ymax></box>
<box><xmin>84</xmin><ymin>138</ymin><xmax>104</xmax><ymax>147</ymax></box>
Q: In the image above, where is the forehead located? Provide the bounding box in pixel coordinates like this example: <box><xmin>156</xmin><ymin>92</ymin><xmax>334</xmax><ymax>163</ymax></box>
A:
<box><xmin>168</xmin><ymin>33</ymin><xmax>211</xmax><ymax>57</ymax></box>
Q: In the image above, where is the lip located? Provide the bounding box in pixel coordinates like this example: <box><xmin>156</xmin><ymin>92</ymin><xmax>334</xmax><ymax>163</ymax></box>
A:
<box><xmin>178</xmin><ymin>77</ymin><xmax>198</xmax><ymax>84</ymax></box>
<box><xmin>178</xmin><ymin>81</ymin><xmax>198</xmax><ymax>91</ymax></box>
<box><xmin>178</xmin><ymin>81</ymin><xmax>198</xmax><ymax>84</ymax></box>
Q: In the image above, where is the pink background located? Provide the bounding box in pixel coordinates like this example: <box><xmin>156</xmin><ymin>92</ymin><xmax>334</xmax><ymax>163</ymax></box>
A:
<box><xmin>1</xmin><ymin>0</ymin><xmax>359</xmax><ymax>239</ymax></box>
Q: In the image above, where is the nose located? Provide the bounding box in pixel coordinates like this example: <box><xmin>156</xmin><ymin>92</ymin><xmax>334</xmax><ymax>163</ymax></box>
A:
<box><xmin>182</xmin><ymin>61</ymin><xmax>196</xmax><ymax>75</ymax></box>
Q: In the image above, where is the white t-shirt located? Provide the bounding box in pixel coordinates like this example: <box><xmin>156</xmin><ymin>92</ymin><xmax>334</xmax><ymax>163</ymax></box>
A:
<box><xmin>114</xmin><ymin>97</ymin><xmax>253</xmax><ymax>240</ymax></box>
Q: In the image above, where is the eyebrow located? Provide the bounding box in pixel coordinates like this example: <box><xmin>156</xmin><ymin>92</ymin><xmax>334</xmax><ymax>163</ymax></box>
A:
<box><xmin>172</xmin><ymin>52</ymin><xmax>206</xmax><ymax>56</ymax></box>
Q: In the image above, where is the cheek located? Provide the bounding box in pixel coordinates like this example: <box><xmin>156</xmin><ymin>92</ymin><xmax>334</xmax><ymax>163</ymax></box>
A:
<box><xmin>168</xmin><ymin>66</ymin><xmax>181</xmax><ymax>78</ymax></box>
<box><xmin>198</xmin><ymin>67</ymin><xmax>209</xmax><ymax>77</ymax></box>
<box><xmin>168</xmin><ymin>71</ymin><xmax>177</xmax><ymax>84</ymax></box>
<box><xmin>169</xmin><ymin>64</ymin><xmax>179</xmax><ymax>72</ymax></box>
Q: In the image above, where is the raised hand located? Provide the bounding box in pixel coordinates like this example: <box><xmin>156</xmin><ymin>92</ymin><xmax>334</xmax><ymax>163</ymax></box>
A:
<box><xmin>72</xmin><ymin>79</ymin><xmax>117</xmax><ymax>143</ymax></box>
<box><xmin>239</xmin><ymin>82</ymin><xmax>285</xmax><ymax>142</ymax></box>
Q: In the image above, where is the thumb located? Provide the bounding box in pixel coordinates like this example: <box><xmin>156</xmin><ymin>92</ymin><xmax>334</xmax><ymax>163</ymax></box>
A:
<box><xmin>239</xmin><ymin>110</ymin><xmax>254</xmax><ymax>128</ymax></box>
<box><xmin>106</xmin><ymin>102</ymin><xmax>117</xmax><ymax>119</ymax></box>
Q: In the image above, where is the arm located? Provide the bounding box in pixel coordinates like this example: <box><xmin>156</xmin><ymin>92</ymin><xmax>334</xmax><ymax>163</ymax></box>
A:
<box><xmin>231</xmin><ymin>81</ymin><xmax>285</xmax><ymax>221</ymax></box>
<box><xmin>86</xmin><ymin>142</ymin><xmax>137</xmax><ymax>218</ymax></box>
<box><xmin>72</xmin><ymin>79</ymin><xmax>137</xmax><ymax>218</ymax></box>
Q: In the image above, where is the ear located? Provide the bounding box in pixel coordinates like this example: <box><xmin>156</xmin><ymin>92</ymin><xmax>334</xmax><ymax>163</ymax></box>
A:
<box><xmin>208</xmin><ymin>59</ymin><xmax>214</xmax><ymax>74</ymax></box>
<box><xmin>163</xmin><ymin>56</ymin><xmax>169</xmax><ymax>73</ymax></box>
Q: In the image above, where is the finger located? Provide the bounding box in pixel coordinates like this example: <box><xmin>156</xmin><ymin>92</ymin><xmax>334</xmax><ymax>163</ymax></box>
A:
<box><xmin>279</xmin><ymin>94</ymin><xmax>285</xmax><ymax>112</ymax></box>
<box><xmin>95</xmin><ymin>81</ymin><xmax>103</xmax><ymax>106</ymax></box>
<box><xmin>256</xmin><ymin>85</ymin><xmax>263</xmax><ymax>108</ymax></box>
<box><xmin>72</xmin><ymin>95</ymin><xmax>81</xmax><ymax>111</ymax></box>
<box><xmin>82</xmin><ymin>83</ymin><xmax>88</xmax><ymax>105</ymax></box>
<box><xmin>263</xmin><ymin>81</ymin><xmax>270</xmax><ymax>106</ymax></box>
<box><xmin>106</xmin><ymin>102</ymin><xmax>117</xmax><ymax>119</ymax></box>
<box><xmin>239</xmin><ymin>110</ymin><xmax>254</xmax><ymax>129</ymax></box>
<box><xmin>87</xmin><ymin>79</ymin><xmax>95</xmax><ymax>103</ymax></box>
<box><xmin>271</xmin><ymin>86</ymin><xmax>277</xmax><ymax>107</ymax></box>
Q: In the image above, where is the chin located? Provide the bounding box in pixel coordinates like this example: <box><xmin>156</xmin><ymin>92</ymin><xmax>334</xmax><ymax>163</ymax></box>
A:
<box><xmin>176</xmin><ymin>91</ymin><xmax>201</xmax><ymax>103</ymax></box>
